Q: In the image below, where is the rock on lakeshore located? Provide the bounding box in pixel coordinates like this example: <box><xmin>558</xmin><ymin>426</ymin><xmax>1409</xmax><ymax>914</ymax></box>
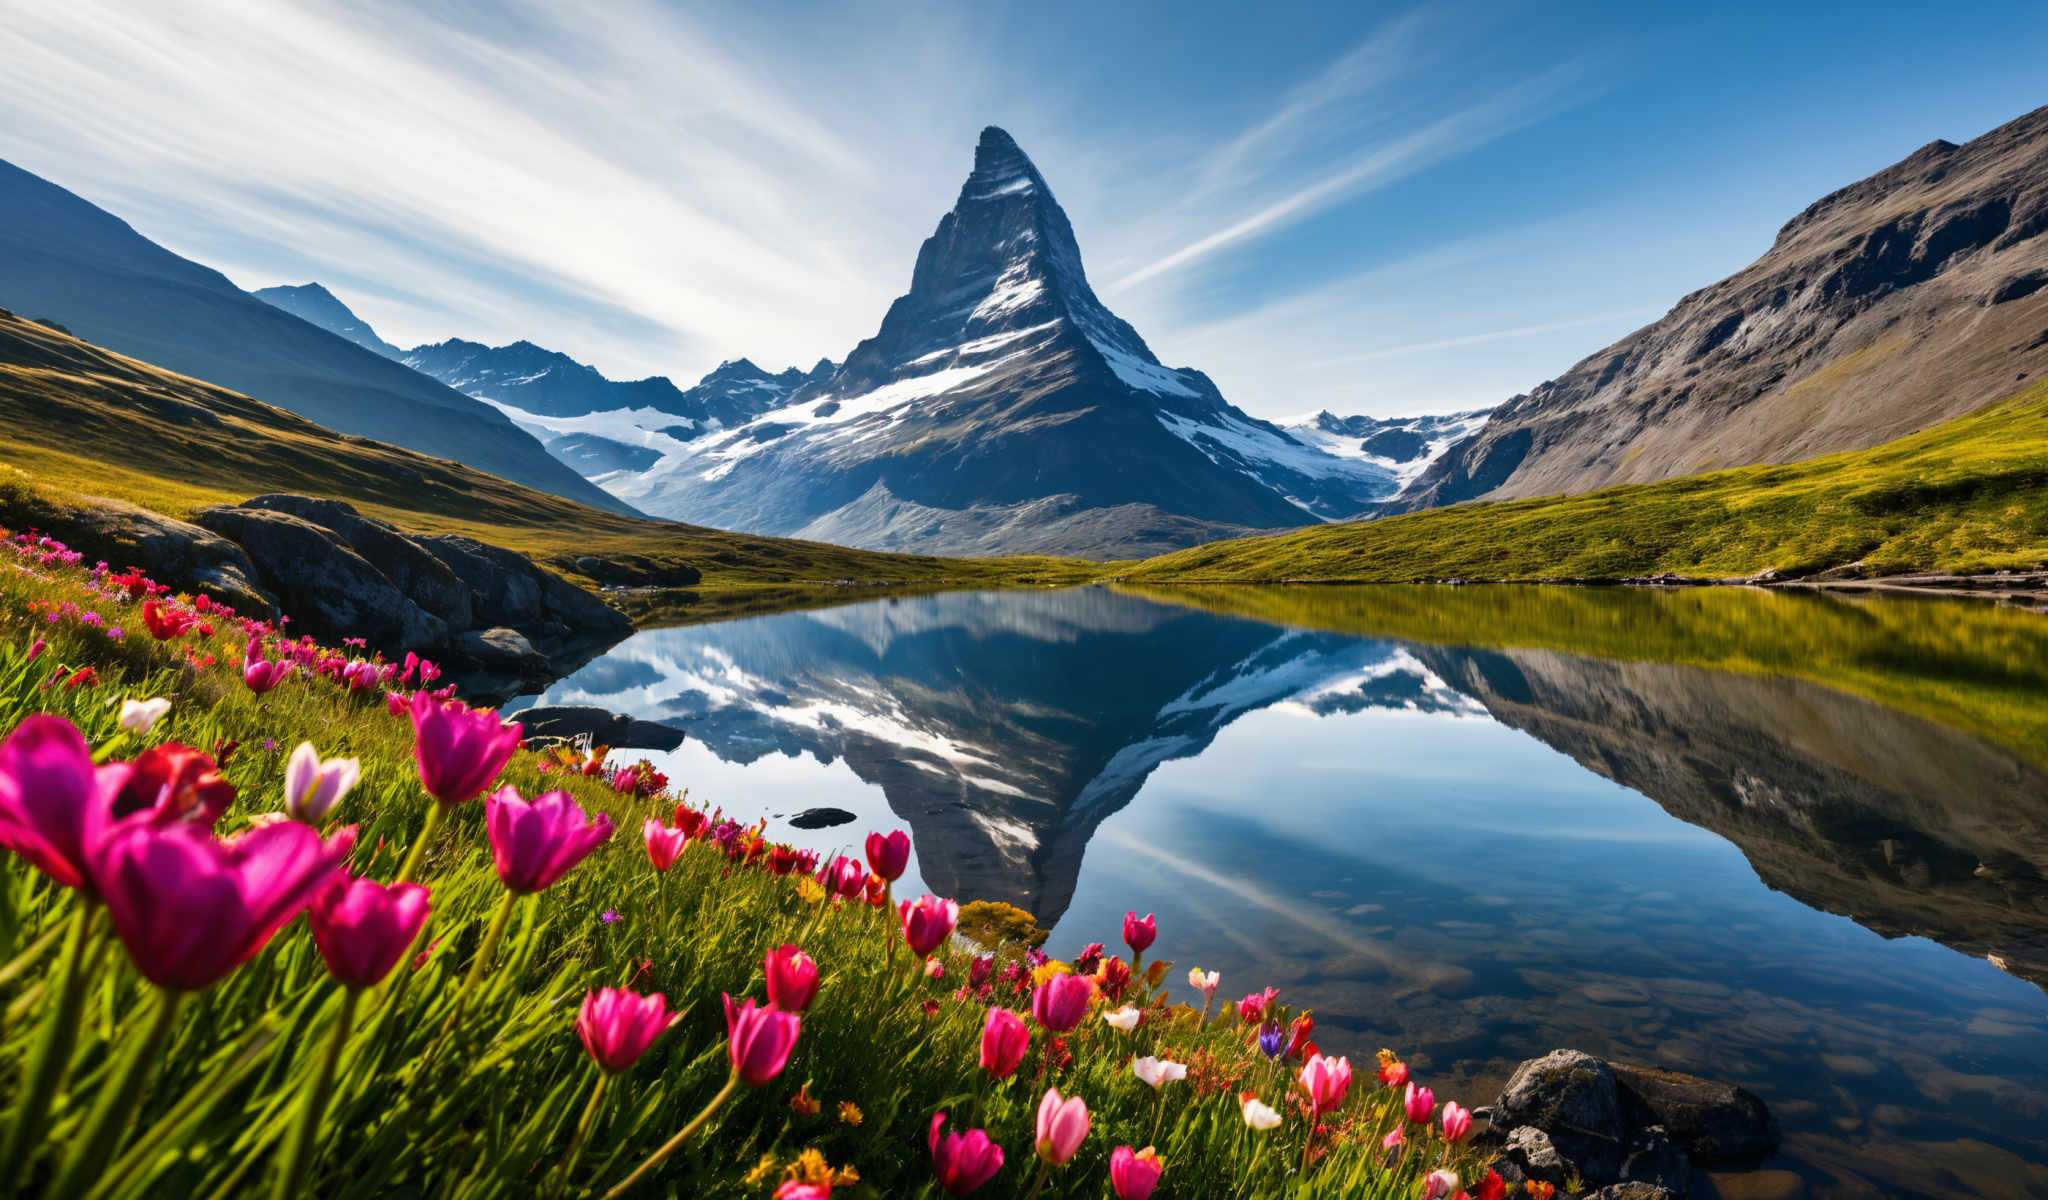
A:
<box><xmin>1490</xmin><ymin>1049</ymin><xmax>1779</xmax><ymax>1199</ymax></box>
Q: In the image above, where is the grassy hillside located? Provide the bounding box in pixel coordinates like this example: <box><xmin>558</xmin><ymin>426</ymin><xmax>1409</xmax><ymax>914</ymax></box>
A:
<box><xmin>1123</xmin><ymin>379</ymin><xmax>2048</xmax><ymax>583</ymax></box>
<box><xmin>1120</xmin><ymin>582</ymin><xmax>2048</xmax><ymax>769</ymax></box>
<box><xmin>0</xmin><ymin>309</ymin><xmax>1096</xmax><ymax>593</ymax></box>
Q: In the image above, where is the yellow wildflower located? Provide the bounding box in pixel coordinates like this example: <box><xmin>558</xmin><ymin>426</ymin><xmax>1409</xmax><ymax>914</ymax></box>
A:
<box><xmin>796</xmin><ymin>876</ymin><xmax>826</xmax><ymax>905</ymax></box>
<box><xmin>1030</xmin><ymin>960</ymin><xmax>1073</xmax><ymax>988</ymax></box>
<box><xmin>838</xmin><ymin>1101</ymin><xmax>863</xmax><ymax>1126</ymax></box>
<box><xmin>743</xmin><ymin>1153</ymin><xmax>778</xmax><ymax>1185</ymax></box>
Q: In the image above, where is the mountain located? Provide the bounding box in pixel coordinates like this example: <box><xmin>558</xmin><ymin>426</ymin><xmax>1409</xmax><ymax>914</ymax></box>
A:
<box><xmin>1401</xmin><ymin>104</ymin><xmax>2048</xmax><ymax>512</ymax></box>
<box><xmin>0</xmin><ymin>158</ymin><xmax>632</xmax><ymax>515</ymax></box>
<box><xmin>600</xmin><ymin>127</ymin><xmax>1406</xmax><ymax>559</ymax></box>
<box><xmin>250</xmin><ymin>282</ymin><xmax>404</xmax><ymax>358</ymax></box>
<box><xmin>1280</xmin><ymin>409</ymin><xmax>1491</xmax><ymax>495</ymax></box>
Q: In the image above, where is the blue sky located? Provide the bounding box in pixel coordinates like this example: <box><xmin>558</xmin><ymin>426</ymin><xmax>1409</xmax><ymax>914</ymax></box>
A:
<box><xmin>0</xmin><ymin>1</ymin><xmax>2043</xmax><ymax>418</ymax></box>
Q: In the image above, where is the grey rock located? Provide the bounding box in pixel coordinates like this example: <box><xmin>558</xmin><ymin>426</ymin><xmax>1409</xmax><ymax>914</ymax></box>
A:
<box><xmin>193</xmin><ymin>505</ymin><xmax>447</xmax><ymax>649</ymax></box>
<box><xmin>516</xmin><ymin>705</ymin><xmax>685</xmax><ymax>751</ymax></box>
<box><xmin>1619</xmin><ymin>1125</ymin><xmax>1692</xmax><ymax>1196</ymax></box>
<box><xmin>1611</xmin><ymin>1063</ymin><xmax>1781</xmax><ymax>1165</ymax></box>
<box><xmin>8</xmin><ymin>494</ymin><xmax>275</xmax><ymax>614</ymax></box>
<box><xmin>1496</xmin><ymin>1050</ymin><xmax>1627</xmax><ymax>1186</ymax></box>
<box><xmin>237</xmin><ymin>495</ymin><xmax>472</xmax><ymax>626</ymax></box>
<box><xmin>1498</xmin><ymin>1126</ymin><xmax>1572</xmax><ymax>1188</ymax></box>
<box><xmin>455</xmin><ymin>627</ymin><xmax>544</xmax><ymax>672</ymax></box>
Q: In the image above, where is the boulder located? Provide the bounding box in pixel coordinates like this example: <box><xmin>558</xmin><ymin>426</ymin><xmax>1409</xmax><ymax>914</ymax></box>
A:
<box><xmin>454</xmin><ymin>627</ymin><xmax>546</xmax><ymax>673</ymax></box>
<box><xmin>1585</xmin><ymin>1185</ymin><xmax>1680</xmax><ymax>1200</ymax></box>
<box><xmin>1497</xmin><ymin>1126</ymin><xmax>1572</xmax><ymax>1189</ymax></box>
<box><xmin>7</xmin><ymin>494</ymin><xmax>274</xmax><ymax>614</ymax></box>
<box><xmin>192</xmin><ymin>505</ymin><xmax>447</xmax><ymax>649</ymax></box>
<box><xmin>516</xmin><ymin>705</ymin><xmax>685</xmax><ymax>751</ymax></box>
<box><xmin>1618</xmin><ymin>1125</ymin><xmax>1691</xmax><ymax>1196</ymax></box>
<box><xmin>1611</xmin><ymin>1063</ymin><xmax>1781</xmax><ymax>1165</ymax></box>
<box><xmin>237</xmin><ymin>495</ymin><xmax>472</xmax><ymax>626</ymax></box>
<box><xmin>420</xmin><ymin>534</ymin><xmax>632</xmax><ymax>640</ymax></box>
<box><xmin>1496</xmin><ymin>1050</ymin><xmax>1627</xmax><ymax>1185</ymax></box>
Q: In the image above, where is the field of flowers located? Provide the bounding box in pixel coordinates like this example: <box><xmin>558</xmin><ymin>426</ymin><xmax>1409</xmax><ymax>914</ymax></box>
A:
<box><xmin>0</xmin><ymin>527</ymin><xmax>1507</xmax><ymax>1199</ymax></box>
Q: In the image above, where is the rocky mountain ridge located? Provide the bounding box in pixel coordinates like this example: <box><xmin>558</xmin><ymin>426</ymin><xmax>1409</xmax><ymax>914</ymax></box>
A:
<box><xmin>1401</xmin><ymin>103</ymin><xmax>2048</xmax><ymax>511</ymax></box>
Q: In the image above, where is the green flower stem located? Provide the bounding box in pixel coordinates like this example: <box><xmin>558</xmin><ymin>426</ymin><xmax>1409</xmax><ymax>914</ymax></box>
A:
<box><xmin>601</xmin><ymin>1069</ymin><xmax>741</xmax><ymax>1199</ymax></box>
<box><xmin>393</xmin><ymin>798</ymin><xmax>449</xmax><ymax>885</ymax></box>
<box><xmin>269</xmin><ymin>987</ymin><xmax>359</xmax><ymax>1200</ymax></box>
<box><xmin>551</xmin><ymin>1070</ymin><xmax>608</xmax><ymax>1198</ymax></box>
<box><xmin>437</xmin><ymin>889</ymin><xmax>518</xmax><ymax>1041</ymax></box>
<box><xmin>48</xmin><ymin>986</ymin><xmax>184</xmax><ymax>1200</ymax></box>
<box><xmin>1</xmin><ymin>900</ymin><xmax>99</xmax><ymax>1189</ymax></box>
<box><xmin>1021</xmin><ymin>1158</ymin><xmax>1052</xmax><ymax>1200</ymax></box>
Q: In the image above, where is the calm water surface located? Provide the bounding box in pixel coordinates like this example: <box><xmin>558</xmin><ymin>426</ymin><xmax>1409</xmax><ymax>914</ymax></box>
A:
<box><xmin>515</xmin><ymin>586</ymin><xmax>2048</xmax><ymax>1199</ymax></box>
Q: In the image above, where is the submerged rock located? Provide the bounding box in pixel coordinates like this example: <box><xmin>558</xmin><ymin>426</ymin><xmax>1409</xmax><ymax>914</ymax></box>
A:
<box><xmin>1611</xmin><ymin>1063</ymin><xmax>1780</xmax><ymax>1165</ymax></box>
<box><xmin>788</xmin><ymin>807</ymin><xmax>858</xmax><ymax>830</ymax></box>
<box><xmin>517</xmin><ymin>705</ymin><xmax>685</xmax><ymax>751</ymax></box>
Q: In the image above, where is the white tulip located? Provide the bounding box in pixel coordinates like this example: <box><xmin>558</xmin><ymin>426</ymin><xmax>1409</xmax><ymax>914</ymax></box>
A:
<box><xmin>1132</xmin><ymin>1055</ymin><xmax>1186</xmax><ymax>1088</ymax></box>
<box><xmin>1103</xmin><ymin>1005</ymin><xmax>1141</xmax><ymax>1032</ymax></box>
<box><xmin>1241</xmin><ymin>1097</ymin><xmax>1282</xmax><ymax>1130</ymax></box>
<box><xmin>117</xmin><ymin>697</ymin><xmax>171</xmax><ymax>734</ymax></box>
<box><xmin>284</xmin><ymin>742</ymin><xmax>360</xmax><ymax>823</ymax></box>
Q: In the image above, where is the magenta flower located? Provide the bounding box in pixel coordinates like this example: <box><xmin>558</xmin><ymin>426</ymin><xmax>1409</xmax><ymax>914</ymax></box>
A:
<box><xmin>723</xmin><ymin>994</ymin><xmax>800</xmax><ymax>1086</ymax></box>
<box><xmin>765</xmin><ymin>945</ymin><xmax>819</xmax><ymax>1013</ymax></box>
<box><xmin>1300</xmin><ymin>1054</ymin><xmax>1353</xmax><ymax>1115</ymax></box>
<box><xmin>577</xmin><ymin>987</ymin><xmax>675</xmax><ymax>1073</ymax></box>
<box><xmin>643</xmin><ymin>817</ymin><xmax>687</xmax><ymax>871</ymax></box>
<box><xmin>0</xmin><ymin>715</ymin><xmax>122</xmax><ymax>890</ymax></box>
<box><xmin>1109</xmin><ymin>1146</ymin><xmax>1163</xmax><ymax>1200</ymax></box>
<box><xmin>1404</xmin><ymin>1081</ymin><xmax>1436</xmax><ymax>1124</ymax></box>
<box><xmin>1034</xmin><ymin>1087</ymin><xmax>1090</xmax><ymax>1165</ymax></box>
<box><xmin>899</xmin><ymin>894</ymin><xmax>959</xmax><ymax>957</ymax></box>
<box><xmin>774</xmin><ymin>1184</ymin><xmax>830</xmax><ymax>1200</ymax></box>
<box><xmin>1030</xmin><ymin>973</ymin><xmax>1094</xmax><ymax>1033</ymax></box>
<box><xmin>864</xmin><ymin>829</ymin><xmax>910</xmax><ymax>881</ymax></box>
<box><xmin>929</xmin><ymin>1112</ymin><xmax>1004</xmax><ymax>1195</ymax></box>
<box><xmin>93</xmin><ymin>819</ymin><xmax>354</xmax><ymax>990</ymax></box>
<box><xmin>243</xmin><ymin>642</ymin><xmax>290</xmax><ymax>694</ymax></box>
<box><xmin>408</xmin><ymin>692</ymin><xmax>521</xmax><ymax>805</ymax></box>
<box><xmin>1442</xmin><ymin>1099</ymin><xmax>1473</xmax><ymax>1142</ymax></box>
<box><xmin>818</xmin><ymin>854</ymin><xmax>866</xmax><ymax>900</ymax></box>
<box><xmin>309</xmin><ymin>873</ymin><xmax>432</xmax><ymax>988</ymax></box>
<box><xmin>979</xmin><ymin>1006</ymin><xmax>1030</xmax><ymax>1078</ymax></box>
<box><xmin>484</xmin><ymin>786</ymin><xmax>613</xmax><ymax>893</ymax></box>
<box><xmin>1122</xmin><ymin>911</ymin><xmax>1156</xmax><ymax>956</ymax></box>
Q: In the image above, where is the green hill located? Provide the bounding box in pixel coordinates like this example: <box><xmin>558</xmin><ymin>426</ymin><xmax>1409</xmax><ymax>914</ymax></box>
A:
<box><xmin>1122</xmin><ymin>378</ymin><xmax>2048</xmax><ymax>584</ymax></box>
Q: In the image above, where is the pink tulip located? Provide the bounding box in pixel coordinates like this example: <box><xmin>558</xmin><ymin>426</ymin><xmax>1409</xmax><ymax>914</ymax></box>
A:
<box><xmin>643</xmin><ymin>817</ymin><xmax>687</xmax><ymax>871</ymax></box>
<box><xmin>27</xmin><ymin>638</ymin><xmax>46</xmax><ymax>659</ymax></box>
<box><xmin>1030</xmin><ymin>972</ymin><xmax>1094</xmax><ymax>1033</ymax></box>
<box><xmin>928</xmin><ymin>1112</ymin><xmax>1004</xmax><ymax>1195</ymax></box>
<box><xmin>384</xmin><ymin>692</ymin><xmax>409</xmax><ymax>717</ymax></box>
<box><xmin>1382</xmin><ymin>1126</ymin><xmax>1404</xmax><ymax>1151</ymax></box>
<box><xmin>408</xmin><ymin>692</ymin><xmax>521</xmax><ymax>805</ymax></box>
<box><xmin>1442</xmin><ymin>1100</ymin><xmax>1472</xmax><ymax>1142</ymax></box>
<box><xmin>1423</xmin><ymin>1169</ymin><xmax>1459</xmax><ymax>1200</ymax></box>
<box><xmin>1300</xmin><ymin>1054</ymin><xmax>1353</xmax><ymax>1115</ymax></box>
<box><xmin>94</xmin><ymin>819</ymin><xmax>353</xmax><ymax>990</ymax></box>
<box><xmin>484</xmin><ymin>786</ymin><xmax>613</xmax><ymax>893</ymax></box>
<box><xmin>1238</xmin><ymin>986</ymin><xmax>1278</xmax><ymax>1024</ymax></box>
<box><xmin>243</xmin><ymin>644</ymin><xmax>290</xmax><ymax>694</ymax></box>
<box><xmin>765</xmin><ymin>945</ymin><xmax>818</xmax><ymax>1013</ymax></box>
<box><xmin>864</xmin><ymin>829</ymin><xmax>910</xmax><ymax>881</ymax></box>
<box><xmin>1122</xmin><ymin>911</ymin><xmax>1156</xmax><ymax>956</ymax></box>
<box><xmin>577</xmin><ymin>987</ymin><xmax>675</xmax><ymax>1073</ymax></box>
<box><xmin>1034</xmin><ymin>1087</ymin><xmax>1089</xmax><ymax>1165</ymax></box>
<box><xmin>0</xmin><ymin>715</ymin><xmax>121</xmax><ymax>889</ymax></box>
<box><xmin>723</xmin><ymin>994</ymin><xmax>800</xmax><ymax>1086</ymax></box>
<box><xmin>899</xmin><ymin>894</ymin><xmax>960</xmax><ymax>957</ymax></box>
<box><xmin>979</xmin><ymin>1006</ymin><xmax>1030</xmax><ymax>1078</ymax></box>
<box><xmin>1109</xmin><ymin>1146</ymin><xmax>1163</xmax><ymax>1200</ymax></box>
<box><xmin>309</xmin><ymin>873</ymin><xmax>431</xmax><ymax>988</ymax></box>
<box><xmin>819</xmin><ymin>854</ymin><xmax>866</xmax><ymax>900</ymax></box>
<box><xmin>1404</xmin><ymin>1081</ymin><xmax>1436</xmax><ymax>1124</ymax></box>
<box><xmin>774</xmin><ymin>1184</ymin><xmax>830</xmax><ymax>1200</ymax></box>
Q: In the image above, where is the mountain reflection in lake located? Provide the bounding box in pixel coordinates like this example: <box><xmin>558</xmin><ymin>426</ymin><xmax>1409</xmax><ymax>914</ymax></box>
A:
<box><xmin>516</xmin><ymin>586</ymin><xmax>2048</xmax><ymax>1198</ymax></box>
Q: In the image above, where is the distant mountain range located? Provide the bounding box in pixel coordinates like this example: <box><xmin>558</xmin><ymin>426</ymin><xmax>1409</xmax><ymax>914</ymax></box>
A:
<box><xmin>1399</xmin><ymin>103</ymin><xmax>2048</xmax><ymax>511</ymax></box>
<box><xmin>0</xmin><ymin>159</ymin><xmax>631</xmax><ymax>516</ymax></box>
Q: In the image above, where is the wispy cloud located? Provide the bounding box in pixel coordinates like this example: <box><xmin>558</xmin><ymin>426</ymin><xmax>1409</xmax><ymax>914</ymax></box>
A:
<box><xmin>1306</xmin><ymin>306</ymin><xmax>1664</xmax><ymax>368</ymax></box>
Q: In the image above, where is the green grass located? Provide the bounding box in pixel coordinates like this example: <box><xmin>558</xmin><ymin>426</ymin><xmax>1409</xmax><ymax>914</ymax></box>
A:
<box><xmin>1118</xmin><ymin>582</ymin><xmax>2048</xmax><ymax>769</ymax></box>
<box><xmin>1122</xmin><ymin>379</ymin><xmax>2048</xmax><ymax>584</ymax></box>
<box><xmin>0</xmin><ymin>533</ymin><xmax>1493</xmax><ymax>1198</ymax></box>
<box><xmin>0</xmin><ymin>308</ymin><xmax>1097</xmax><ymax>595</ymax></box>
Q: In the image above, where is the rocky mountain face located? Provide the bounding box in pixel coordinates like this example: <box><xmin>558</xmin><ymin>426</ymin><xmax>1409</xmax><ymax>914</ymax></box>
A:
<box><xmin>1419</xmin><ymin>645</ymin><xmax>2048</xmax><ymax>991</ymax></box>
<box><xmin>0</xmin><ymin>158</ymin><xmax>633</xmax><ymax>516</ymax></box>
<box><xmin>250</xmin><ymin>283</ymin><xmax>403</xmax><ymax>358</ymax></box>
<box><xmin>1402</xmin><ymin>103</ymin><xmax>2048</xmax><ymax>511</ymax></box>
<box><xmin>603</xmin><ymin>128</ymin><xmax>1406</xmax><ymax>558</ymax></box>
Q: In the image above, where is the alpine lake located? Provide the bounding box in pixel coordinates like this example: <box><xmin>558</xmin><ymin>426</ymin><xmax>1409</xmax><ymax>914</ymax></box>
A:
<box><xmin>512</xmin><ymin>583</ymin><xmax>2048</xmax><ymax>1199</ymax></box>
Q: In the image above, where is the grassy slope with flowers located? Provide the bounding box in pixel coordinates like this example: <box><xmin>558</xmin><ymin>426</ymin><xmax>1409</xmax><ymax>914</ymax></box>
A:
<box><xmin>0</xmin><ymin>307</ymin><xmax>1099</xmax><ymax>595</ymax></box>
<box><xmin>0</xmin><ymin>531</ymin><xmax>1505</xmax><ymax>1199</ymax></box>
